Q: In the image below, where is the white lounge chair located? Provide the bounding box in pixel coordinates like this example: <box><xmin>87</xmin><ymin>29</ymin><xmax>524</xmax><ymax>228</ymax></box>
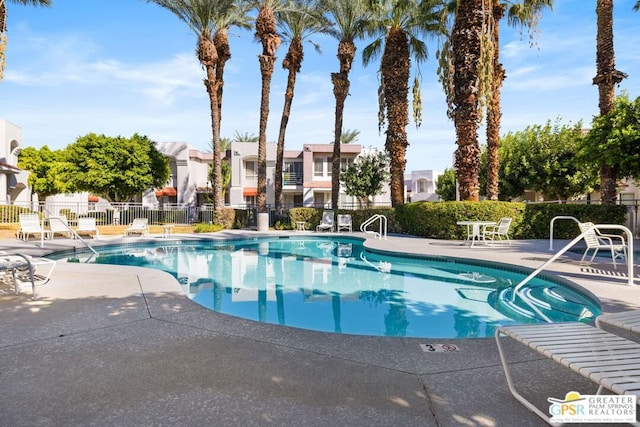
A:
<box><xmin>0</xmin><ymin>252</ymin><xmax>56</xmax><ymax>299</ymax></box>
<box><xmin>496</xmin><ymin>322</ymin><xmax>640</xmax><ymax>425</ymax></box>
<box><xmin>16</xmin><ymin>213</ymin><xmax>51</xmax><ymax>241</ymax></box>
<box><xmin>75</xmin><ymin>217</ymin><xmax>100</xmax><ymax>239</ymax></box>
<box><xmin>337</xmin><ymin>214</ymin><xmax>352</xmax><ymax>233</ymax></box>
<box><xmin>316</xmin><ymin>210</ymin><xmax>334</xmax><ymax>232</ymax></box>
<box><xmin>125</xmin><ymin>218</ymin><xmax>149</xmax><ymax>237</ymax></box>
<box><xmin>483</xmin><ymin>217</ymin><xmax>512</xmax><ymax>245</ymax></box>
<box><xmin>48</xmin><ymin>215</ymin><xmax>72</xmax><ymax>238</ymax></box>
<box><xmin>596</xmin><ymin>309</ymin><xmax>640</xmax><ymax>335</ymax></box>
<box><xmin>578</xmin><ymin>222</ymin><xmax>627</xmax><ymax>269</ymax></box>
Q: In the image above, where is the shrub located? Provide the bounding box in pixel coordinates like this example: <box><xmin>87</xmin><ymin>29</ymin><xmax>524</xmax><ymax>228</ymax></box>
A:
<box><xmin>194</xmin><ymin>222</ymin><xmax>225</xmax><ymax>233</ymax></box>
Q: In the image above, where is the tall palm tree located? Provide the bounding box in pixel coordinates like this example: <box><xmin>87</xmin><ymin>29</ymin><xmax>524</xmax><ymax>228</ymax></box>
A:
<box><xmin>485</xmin><ymin>0</ymin><xmax>552</xmax><ymax>200</ymax></box>
<box><xmin>450</xmin><ymin>0</ymin><xmax>484</xmax><ymax>201</ymax></box>
<box><xmin>147</xmin><ymin>0</ymin><xmax>239</xmax><ymax>215</ymax></box>
<box><xmin>324</xmin><ymin>0</ymin><xmax>369</xmax><ymax>210</ymax></box>
<box><xmin>0</xmin><ymin>0</ymin><xmax>52</xmax><ymax>83</ymax></box>
<box><xmin>212</xmin><ymin>3</ymin><xmax>252</xmax><ymax>130</ymax></box>
<box><xmin>252</xmin><ymin>0</ymin><xmax>286</xmax><ymax>214</ymax></box>
<box><xmin>594</xmin><ymin>0</ymin><xmax>627</xmax><ymax>204</ymax></box>
<box><xmin>274</xmin><ymin>0</ymin><xmax>331</xmax><ymax>220</ymax></box>
<box><xmin>362</xmin><ymin>0</ymin><xmax>444</xmax><ymax>207</ymax></box>
<box><xmin>336</xmin><ymin>128</ymin><xmax>360</xmax><ymax>144</ymax></box>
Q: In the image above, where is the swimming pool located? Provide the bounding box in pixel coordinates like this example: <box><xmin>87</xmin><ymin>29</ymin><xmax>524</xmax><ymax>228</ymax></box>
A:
<box><xmin>52</xmin><ymin>236</ymin><xmax>601</xmax><ymax>339</ymax></box>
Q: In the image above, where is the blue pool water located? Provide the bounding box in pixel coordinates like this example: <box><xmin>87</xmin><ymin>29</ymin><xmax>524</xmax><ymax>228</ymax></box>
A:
<box><xmin>52</xmin><ymin>236</ymin><xmax>601</xmax><ymax>339</ymax></box>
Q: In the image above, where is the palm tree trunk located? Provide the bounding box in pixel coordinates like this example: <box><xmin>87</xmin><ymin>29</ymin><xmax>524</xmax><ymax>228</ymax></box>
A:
<box><xmin>486</xmin><ymin>1</ymin><xmax>505</xmax><ymax>201</ymax></box>
<box><xmin>594</xmin><ymin>0</ymin><xmax>626</xmax><ymax>204</ymax></box>
<box><xmin>256</xmin><ymin>5</ymin><xmax>281</xmax><ymax>214</ymax></box>
<box><xmin>331</xmin><ymin>40</ymin><xmax>356</xmax><ymax>210</ymax></box>
<box><xmin>198</xmin><ymin>34</ymin><xmax>223</xmax><ymax>212</ymax></box>
<box><xmin>382</xmin><ymin>26</ymin><xmax>410</xmax><ymax>207</ymax></box>
<box><xmin>214</xmin><ymin>28</ymin><xmax>231</xmax><ymax>132</ymax></box>
<box><xmin>275</xmin><ymin>39</ymin><xmax>303</xmax><ymax>220</ymax></box>
<box><xmin>452</xmin><ymin>0</ymin><xmax>483</xmax><ymax>201</ymax></box>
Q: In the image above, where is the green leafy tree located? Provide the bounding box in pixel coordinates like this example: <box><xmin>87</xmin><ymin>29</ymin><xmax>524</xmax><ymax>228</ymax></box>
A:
<box><xmin>581</xmin><ymin>92</ymin><xmax>640</xmax><ymax>181</ymax></box>
<box><xmin>435</xmin><ymin>167</ymin><xmax>456</xmax><ymax>201</ymax></box>
<box><xmin>340</xmin><ymin>149</ymin><xmax>390</xmax><ymax>208</ymax></box>
<box><xmin>496</xmin><ymin>119</ymin><xmax>596</xmax><ymax>200</ymax></box>
<box><xmin>63</xmin><ymin>133</ymin><xmax>170</xmax><ymax>202</ymax></box>
<box><xmin>17</xmin><ymin>145</ymin><xmax>66</xmax><ymax>200</ymax></box>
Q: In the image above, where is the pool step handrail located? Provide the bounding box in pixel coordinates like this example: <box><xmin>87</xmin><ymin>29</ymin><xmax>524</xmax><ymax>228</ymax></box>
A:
<box><xmin>40</xmin><ymin>214</ymin><xmax>98</xmax><ymax>256</ymax></box>
<box><xmin>360</xmin><ymin>214</ymin><xmax>387</xmax><ymax>240</ymax></box>
<box><xmin>513</xmin><ymin>224</ymin><xmax>635</xmax><ymax>310</ymax></box>
<box><xmin>548</xmin><ymin>215</ymin><xmax>581</xmax><ymax>251</ymax></box>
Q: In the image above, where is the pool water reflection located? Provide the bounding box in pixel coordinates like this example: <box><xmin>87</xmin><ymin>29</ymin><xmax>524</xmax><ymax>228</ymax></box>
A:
<box><xmin>58</xmin><ymin>236</ymin><xmax>601</xmax><ymax>339</ymax></box>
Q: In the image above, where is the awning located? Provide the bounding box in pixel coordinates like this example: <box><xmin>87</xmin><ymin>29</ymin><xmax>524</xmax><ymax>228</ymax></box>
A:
<box><xmin>155</xmin><ymin>187</ymin><xmax>177</xmax><ymax>197</ymax></box>
<box><xmin>88</xmin><ymin>195</ymin><xmax>99</xmax><ymax>202</ymax></box>
<box><xmin>243</xmin><ymin>187</ymin><xmax>257</xmax><ymax>197</ymax></box>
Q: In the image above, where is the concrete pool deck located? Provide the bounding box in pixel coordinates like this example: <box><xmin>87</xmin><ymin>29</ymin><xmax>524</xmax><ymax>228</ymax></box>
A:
<box><xmin>1</xmin><ymin>231</ymin><xmax>639</xmax><ymax>426</ymax></box>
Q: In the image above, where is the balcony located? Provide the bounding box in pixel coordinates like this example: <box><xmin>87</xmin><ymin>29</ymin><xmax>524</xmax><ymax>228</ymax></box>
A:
<box><xmin>283</xmin><ymin>172</ymin><xmax>302</xmax><ymax>186</ymax></box>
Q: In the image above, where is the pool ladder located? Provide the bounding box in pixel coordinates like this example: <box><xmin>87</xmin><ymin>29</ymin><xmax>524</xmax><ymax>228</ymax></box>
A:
<box><xmin>511</xmin><ymin>223</ymin><xmax>635</xmax><ymax>323</ymax></box>
<box><xmin>360</xmin><ymin>214</ymin><xmax>387</xmax><ymax>240</ymax></box>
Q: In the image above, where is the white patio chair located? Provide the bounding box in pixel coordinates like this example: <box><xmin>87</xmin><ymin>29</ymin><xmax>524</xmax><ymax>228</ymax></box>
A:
<box><xmin>75</xmin><ymin>217</ymin><xmax>100</xmax><ymax>239</ymax></box>
<box><xmin>16</xmin><ymin>213</ymin><xmax>51</xmax><ymax>241</ymax></box>
<box><xmin>336</xmin><ymin>214</ymin><xmax>352</xmax><ymax>232</ymax></box>
<box><xmin>316</xmin><ymin>210</ymin><xmax>334</xmax><ymax>232</ymax></box>
<box><xmin>125</xmin><ymin>218</ymin><xmax>149</xmax><ymax>237</ymax></box>
<box><xmin>578</xmin><ymin>222</ymin><xmax>627</xmax><ymax>269</ymax></box>
<box><xmin>48</xmin><ymin>215</ymin><xmax>72</xmax><ymax>239</ymax></box>
<box><xmin>483</xmin><ymin>217</ymin><xmax>512</xmax><ymax>245</ymax></box>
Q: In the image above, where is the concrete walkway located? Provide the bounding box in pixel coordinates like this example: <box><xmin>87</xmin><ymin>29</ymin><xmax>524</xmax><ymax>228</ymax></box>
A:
<box><xmin>1</xmin><ymin>232</ymin><xmax>639</xmax><ymax>426</ymax></box>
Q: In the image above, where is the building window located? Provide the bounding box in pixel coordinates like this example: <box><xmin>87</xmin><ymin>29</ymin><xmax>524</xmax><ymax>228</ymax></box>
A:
<box><xmin>417</xmin><ymin>179</ymin><xmax>428</xmax><ymax>193</ymax></box>
<box><xmin>314</xmin><ymin>157</ymin><xmax>332</xmax><ymax>177</ymax></box>
<box><xmin>245</xmin><ymin>161</ymin><xmax>257</xmax><ymax>180</ymax></box>
<box><xmin>340</xmin><ymin>157</ymin><xmax>353</xmax><ymax>172</ymax></box>
<box><xmin>284</xmin><ymin>161</ymin><xmax>302</xmax><ymax>185</ymax></box>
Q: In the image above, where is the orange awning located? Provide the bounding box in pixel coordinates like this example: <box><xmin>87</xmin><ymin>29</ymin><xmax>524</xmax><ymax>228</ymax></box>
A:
<box><xmin>88</xmin><ymin>195</ymin><xmax>99</xmax><ymax>202</ymax></box>
<box><xmin>155</xmin><ymin>187</ymin><xmax>177</xmax><ymax>197</ymax></box>
<box><xmin>243</xmin><ymin>187</ymin><xmax>257</xmax><ymax>197</ymax></box>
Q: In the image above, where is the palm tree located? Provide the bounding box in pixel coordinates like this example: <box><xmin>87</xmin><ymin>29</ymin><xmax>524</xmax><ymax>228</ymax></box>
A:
<box><xmin>449</xmin><ymin>0</ymin><xmax>484</xmax><ymax>201</ymax></box>
<box><xmin>0</xmin><ymin>0</ymin><xmax>52</xmax><ymax>83</ymax></box>
<box><xmin>251</xmin><ymin>0</ymin><xmax>286</xmax><ymax>214</ymax></box>
<box><xmin>337</xmin><ymin>128</ymin><xmax>360</xmax><ymax>144</ymax></box>
<box><xmin>485</xmin><ymin>0</ymin><xmax>552</xmax><ymax>200</ymax></box>
<box><xmin>635</xmin><ymin>1</ymin><xmax>640</xmax><ymax>11</ymax></box>
<box><xmin>232</xmin><ymin>130</ymin><xmax>259</xmax><ymax>142</ymax></box>
<box><xmin>324</xmin><ymin>0</ymin><xmax>369</xmax><ymax>210</ymax></box>
<box><xmin>212</xmin><ymin>3</ymin><xmax>252</xmax><ymax>131</ymax></box>
<box><xmin>274</xmin><ymin>0</ymin><xmax>331</xmax><ymax>220</ymax></box>
<box><xmin>594</xmin><ymin>0</ymin><xmax>627</xmax><ymax>204</ymax></box>
<box><xmin>147</xmin><ymin>0</ymin><xmax>237</xmax><ymax>215</ymax></box>
<box><xmin>362</xmin><ymin>0</ymin><xmax>444</xmax><ymax>207</ymax></box>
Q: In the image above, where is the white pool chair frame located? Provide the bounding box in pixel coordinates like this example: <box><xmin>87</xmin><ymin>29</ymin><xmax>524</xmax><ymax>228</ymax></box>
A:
<box><xmin>578</xmin><ymin>222</ymin><xmax>627</xmax><ymax>269</ymax></box>
<box><xmin>316</xmin><ymin>210</ymin><xmax>334</xmax><ymax>232</ymax></box>
<box><xmin>496</xmin><ymin>322</ymin><xmax>640</xmax><ymax>425</ymax></box>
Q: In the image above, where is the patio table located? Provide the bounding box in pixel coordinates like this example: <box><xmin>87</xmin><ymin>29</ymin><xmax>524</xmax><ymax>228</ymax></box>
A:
<box><xmin>457</xmin><ymin>220</ymin><xmax>496</xmax><ymax>247</ymax></box>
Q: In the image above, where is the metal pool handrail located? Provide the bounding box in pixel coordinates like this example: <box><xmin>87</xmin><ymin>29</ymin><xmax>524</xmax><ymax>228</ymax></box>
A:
<box><xmin>514</xmin><ymin>224</ymin><xmax>635</xmax><ymax>305</ymax></box>
<box><xmin>360</xmin><ymin>214</ymin><xmax>387</xmax><ymax>240</ymax></box>
<box><xmin>548</xmin><ymin>215</ymin><xmax>581</xmax><ymax>251</ymax></box>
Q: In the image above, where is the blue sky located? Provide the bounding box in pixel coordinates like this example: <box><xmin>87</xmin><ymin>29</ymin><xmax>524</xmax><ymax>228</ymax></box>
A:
<box><xmin>1</xmin><ymin>0</ymin><xmax>639</xmax><ymax>173</ymax></box>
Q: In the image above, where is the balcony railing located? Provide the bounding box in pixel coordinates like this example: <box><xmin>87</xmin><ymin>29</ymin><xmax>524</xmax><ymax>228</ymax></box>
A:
<box><xmin>283</xmin><ymin>172</ymin><xmax>303</xmax><ymax>186</ymax></box>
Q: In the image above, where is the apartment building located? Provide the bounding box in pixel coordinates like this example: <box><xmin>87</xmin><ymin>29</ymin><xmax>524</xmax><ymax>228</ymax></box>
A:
<box><xmin>226</xmin><ymin>142</ymin><xmax>391</xmax><ymax>208</ymax></box>
<box><xmin>0</xmin><ymin>120</ymin><xmax>34</xmax><ymax>206</ymax></box>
